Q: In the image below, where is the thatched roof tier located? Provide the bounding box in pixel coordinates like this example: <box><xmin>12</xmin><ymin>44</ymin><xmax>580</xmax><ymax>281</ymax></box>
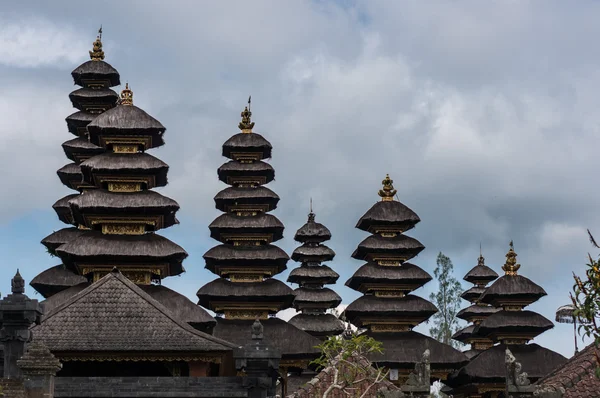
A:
<box><xmin>287</xmin><ymin>264</ymin><xmax>339</xmax><ymax>285</ymax></box>
<box><xmin>208</xmin><ymin>213</ymin><xmax>284</xmax><ymax>242</ymax></box>
<box><xmin>32</xmin><ymin>270</ymin><xmax>235</xmax><ymax>356</ymax></box>
<box><xmin>62</xmin><ymin>137</ymin><xmax>104</xmax><ymax>163</ymax></box>
<box><xmin>447</xmin><ymin>343</ymin><xmax>566</xmax><ymax>386</ymax></box>
<box><xmin>344</xmin><ymin>294</ymin><xmax>438</xmax><ymax>327</ymax></box>
<box><xmin>355</xmin><ymin>201</ymin><xmax>420</xmax><ymax>233</ymax></box>
<box><xmin>288</xmin><ymin>313</ymin><xmax>345</xmax><ymax>338</ymax></box>
<box><xmin>456</xmin><ymin>304</ymin><xmax>501</xmax><ymax>322</ymax></box>
<box><xmin>463</xmin><ymin>263</ymin><xmax>499</xmax><ymax>285</ymax></box>
<box><xmin>291</xmin><ymin>243</ymin><xmax>335</xmax><ymax>262</ymax></box>
<box><xmin>213</xmin><ymin>317</ymin><xmax>321</xmax><ymax>359</ymax></box>
<box><xmin>474</xmin><ymin>310</ymin><xmax>554</xmax><ymax>341</ymax></box>
<box><xmin>214</xmin><ymin>186</ymin><xmax>279</xmax><ymax>212</ymax></box>
<box><xmin>451</xmin><ymin>325</ymin><xmax>475</xmax><ymax>342</ymax></box>
<box><xmin>479</xmin><ymin>275</ymin><xmax>547</xmax><ymax>307</ymax></box>
<box><xmin>345</xmin><ymin>262</ymin><xmax>432</xmax><ymax>293</ymax></box>
<box><xmin>203</xmin><ymin>244</ymin><xmax>289</xmax><ymax>276</ymax></box>
<box><xmin>30</xmin><ymin>265</ymin><xmax>87</xmax><ymax>299</ymax></box>
<box><xmin>65</xmin><ymin>110</ymin><xmax>96</xmax><ymax>136</ymax></box>
<box><xmin>41</xmin><ymin>227</ymin><xmax>87</xmax><ymax>255</ymax></box>
<box><xmin>71</xmin><ymin>60</ymin><xmax>120</xmax><ymax>87</ymax></box>
<box><xmin>68</xmin><ymin>88</ymin><xmax>119</xmax><ymax>112</ymax></box>
<box><xmin>80</xmin><ymin>152</ymin><xmax>169</xmax><ymax>188</ymax></box>
<box><xmin>365</xmin><ymin>330</ymin><xmax>468</xmax><ymax>370</ymax></box>
<box><xmin>69</xmin><ymin>189</ymin><xmax>179</xmax><ymax>230</ymax></box>
<box><xmin>196</xmin><ymin>278</ymin><xmax>294</xmax><ymax>312</ymax></box>
<box><xmin>57</xmin><ymin>162</ymin><xmax>90</xmax><ymax>191</ymax></box>
<box><xmin>40</xmin><ymin>283</ymin><xmax>88</xmax><ymax>317</ymax></box>
<box><xmin>56</xmin><ymin>231</ymin><xmax>187</xmax><ymax>277</ymax></box>
<box><xmin>222</xmin><ymin>133</ymin><xmax>272</xmax><ymax>160</ymax></box>
<box><xmin>87</xmin><ymin>105</ymin><xmax>166</xmax><ymax>149</ymax></box>
<box><xmin>463</xmin><ymin>349</ymin><xmax>482</xmax><ymax>360</ymax></box>
<box><xmin>52</xmin><ymin>194</ymin><xmax>79</xmax><ymax>224</ymax></box>
<box><xmin>293</xmin><ymin>287</ymin><xmax>342</xmax><ymax>309</ymax></box>
<box><xmin>217</xmin><ymin>160</ymin><xmax>274</xmax><ymax>185</ymax></box>
<box><xmin>351</xmin><ymin>234</ymin><xmax>425</xmax><ymax>261</ymax></box>
<box><xmin>294</xmin><ymin>214</ymin><xmax>332</xmax><ymax>243</ymax></box>
<box><xmin>460</xmin><ymin>286</ymin><xmax>486</xmax><ymax>303</ymax></box>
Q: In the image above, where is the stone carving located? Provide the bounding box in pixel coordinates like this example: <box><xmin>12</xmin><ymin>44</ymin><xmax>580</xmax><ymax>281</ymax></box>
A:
<box><xmin>252</xmin><ymin>318</ymin><xmax>264</xmax><ymax>340</ymax></box>
<box><xmin>506</xmin><ymin>348</ymin><xmax>531</xmax><ymax>387</ymax></box>
<box><xmin>406</xmin><ymin>349</ymin><xmax>431</xmax><ymax>387</ymax></box>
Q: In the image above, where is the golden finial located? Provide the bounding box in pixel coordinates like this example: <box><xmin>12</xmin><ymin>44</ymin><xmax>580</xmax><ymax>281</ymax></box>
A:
<box><xmin>239</xmin><ymin>96</ymin><xmax>255</xmax><ymax>133</ymax></box>
<box><xmin>120</xmin><ymin>83</ymin><xmax>133</xmax><ymax>106</ymax></box>
<box><xmin>378</xmin><ymin>174</ymin><xmax>397</xmax><ymax>201</ymax></box>
<box><xmin>89</xmin><ymin>26</ymin><xmax>105</xmax><ymax>61</ymax></box>
<box><xmin>502</xmin><ymin>240</ymin><xmax>521</xmax><ymax>276</ymax></box>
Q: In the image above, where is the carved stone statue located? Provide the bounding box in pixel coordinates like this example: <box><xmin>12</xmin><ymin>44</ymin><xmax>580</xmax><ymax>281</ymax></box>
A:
<box><xmin>251</xmin><ymin>318</ymin><xmax>264</xmax><ymax>340</ymax></box>
<box><xmin>406</xmin><ymin>349</ymin><xmax>430</xmax><ymax>387</ymax></box>
<box><xmin>506</xmin><ymin>348</ymin><xmax>531</xmax><ymax>387</ymax></box>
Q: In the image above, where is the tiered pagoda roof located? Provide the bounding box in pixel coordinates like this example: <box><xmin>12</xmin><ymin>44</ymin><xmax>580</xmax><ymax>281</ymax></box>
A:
<box><xmin>447</xmin><ymin>242</ymin><xmax>567</xmax><ymax>396</ymax></box>
<box><xmin>452</xmin><ymin>252</ymin><xmax>500</xmax><ymax>359</ymax></box>
<box><xmin>343</xmin><ymin>175</ymin><xmax>467</xmax><ymax>381</ymax></box>
<box><xmin>286</xmin><ymin>204</ymin><xmax>344</xmax><ymax>339</ymax></box>
<box><xmin>196</xmin><ymin>101</ymin><xmax>321</xmax><ymax>370</ymax></box>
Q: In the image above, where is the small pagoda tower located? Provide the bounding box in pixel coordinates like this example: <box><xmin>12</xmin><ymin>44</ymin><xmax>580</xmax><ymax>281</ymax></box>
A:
<box><xmin>447</xmin><ymin>242</ymin><xmax>567</xmax><ymax>397</ymax></box>
<box><xmin>451</xmin><ymin>251</ymin><xmax>500</xmax><ymax>359</ymax></box>
<box><xmin>287</xmin><ymin>202</ymin><xmax>344</xmax><ymax>339</ymax></box>
<box><xmin>344</xmin><ymin>175</ymin><xmax>467</xmax><ymax>382</ymax></box>
<box><xmin>196</xmin><ymin>101</ymin><xmax>321</xmax><ymax>372</ymax></box>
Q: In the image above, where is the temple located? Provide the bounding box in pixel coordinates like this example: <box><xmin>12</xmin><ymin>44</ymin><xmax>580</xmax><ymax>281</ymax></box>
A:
<box><xmin>343</xmin><ymin>174</ymin><xmax>468</xmax><ymax>382</ymax></box>
<box><xmin>287</xmin><ymin>202</ymin><xmax>344</xmax><ymax>339</ymax></box>
<box><xmin>446</xmin><ymin>242</ymin><xmax>568</xmax><ymax>397</ymax></box>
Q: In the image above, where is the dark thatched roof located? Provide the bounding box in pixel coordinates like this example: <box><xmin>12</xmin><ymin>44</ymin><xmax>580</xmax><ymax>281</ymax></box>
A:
<box><xmin>66</xmin><ymin>110</ymin><xmax>96</xmax><ymax>136</ymax></box>
<box><xmin>451</xmin><ymin>325</ymin><xmax>475</xmax><ymax>342</ymax></box>
<box><xmin>463</xmin><ymin>349</ymin><xmax>483</xmax><ymax>360</ymax></box>
<box><xmin>479</xmin><ymin>274</ymin><xmax>547</xmax><ymax>307</ymax></box>
<box><xmin>196</xmin><ymin>278</ymin><xmax>294</xmax><ymax>311</ymax></box>
<box><xmin>351</xmin><ymin>234</ymin><xmax>425</xmax><ymax>261</ymax></box>
<box><xmin>32</xmin><ymin>270</ymin><xmax>235</xmax><ymax>355</ymax></box>
<box><xmin>287</xmin><ymin>264</ymin><xmax>339</xmax><ymax>285</ymax></box>
<box><xmin>213</xmin><ymin>317</ymin><xmax>321</xmax><ymax>359</ymax></box>
<box><xmin>365</xmin><ymin>330</ymin><xmax>468</xmax><ymax>369</ymax></box>
<box><xmin>40</xmin><ymin>283</ymin><xmax>88</xmax><ymax>316</ymax></box>
<box><xmin>475</xmin><ymin>310</ymin><xmax>554</xmax><ymax>339</ymax></box>
<box><xmin>69</xmin><ymin>189</ymin><xmax>179</xmax><ymax>229</ymax></box>
<box><xmin>291</xmin><ymin>244</ymin><xmax>335</xmax><ymax>262</ymax></box>
<box><xmin>62</xmin><ymin>137</ymin><xmax>104</xmax><ymax>162</ymax></box>
<box><xmin>456</xmin><ymin>304</ymin><xmax>501</xmax><ymax>322</ymax></box>
<box><xmin>214</xmin><ymin>186</ymin><xmax>279</xmax><ymax>212</ymax></box>
<box><xmin>56</xmin><ymin>231</ymin><xmax>187</xmax><ymax>276</ymax></box>
<box><xmin>294</xmin><ymin>214</ymin><xmax>332</xmax><ymax>243</ymax></box>
<box><xmin>463</xmin><ymin>264</ymin><xmax>499</xmax><ymax>285</ymax></box>
<box><xmin>535</xmin><ymin>342</ymin><xmax>600</xmax><ymax>397</ymax></box>
<box><xmin>345</xmin><ymin>262</ymin><xmax>432</xmax><ymax>293</ymax></box>
<box><xmin>41</xmin><ymin>227</ymin><xmax>87</xmax><ymax>255</ymax></box>
<box><xmin>68</xmin><ymin>88</ymin><xmax>119</xmax><ymax>111</ymax></box>
<box><xmin>222</xmin><ymin>133</ymin><xmax>272</xmax><ymax>160</ymax></box>
<box><xmin>203</xmin><ymin>244</ymin><xmax>289</xmax><ymax>274</ymax></box>
<box><xmin>447</xmin><ymin>343</ymin><xmax>566</xmax><ymax>386</ymax></box>
<box><xmin>52</xmin><ymin>193</ymin><xmax>79</xmax><ymax>224</ymax></box>
<box><xmin>57</xmin><ymin>162</ymin><xmax>84</xmax><ymax>190</ymax></box>
<box><xmin>80</xmin><ymin>152</ymin><xmax>169</xmax><ymax>188</ymax></box>
<box><xmin>87</xmin><ymin>105</ymin><xmax>166</xmax><ymax>149</ymax></box>
<box><xmin>288</xmin><ymin>313</ymin><xmax>345</xmax><ymax>336</ymax></box>
<box><xmin>217</xmin><ymin>160</ymin><xmax>274</xmax><ymax>184</ymax></box>
<box><xmin>355</xmin><ymin>201</ymin><xmax>420</xmax><ymax>233</ymax></box>
<box><xmin>293</xmin><ymin>287</ymin><xmax>342</xmax><ymax>308</ymax></box>
<box><xmin>460</xmin><ymin>286</ymin><xmax>486</xmax><ymax>303</ymax></box>
<box><xmin>208</xmin><ymin>213</ymin><xmax>284</xmax><ymax>242</ymax></box>
<box><xmin>344</xmin><ymin>294</ymin><xmax>438</xmax><ymax>327</ymax></box>
<box><xmin>30</xmin><ymin>265</ymin><xmax>87</xmax><ymax>299</ymax></box>
<box><xmin>71</xmin><ymin>60</ymin><xmax>120</xmax><ymax>87</ymax></box>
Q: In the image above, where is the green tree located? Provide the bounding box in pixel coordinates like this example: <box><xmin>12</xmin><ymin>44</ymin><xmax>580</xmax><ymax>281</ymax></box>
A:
<box><xmin>428</xmin><ymin>252</ymin><xmax>463</xmax><ymax>348</ymax></box>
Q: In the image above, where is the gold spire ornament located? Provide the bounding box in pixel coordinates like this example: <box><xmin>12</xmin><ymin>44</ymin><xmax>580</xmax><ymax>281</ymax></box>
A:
<box><xmin>502</xmin><ymin>240</ymin><xmax>521</xmax><ymax>276</ymax></box>
<box><xmin>238</xmin><ymin>96</ymin><xmax>255</xmax><ymax>133</ymax></box>
<box><xmin>89</xmin><ymin>26</ymin><xmax>105</xmax><ymax>61</ymax></box>
<box><xmin>120</xmin><ymin>83</ymin><xmax>133</xmax><ymax>105</ymax></box>
<box><xmin>378</xmin><ymin>174</ymin><xmax>397</xmax><ymax>201</ymax></box>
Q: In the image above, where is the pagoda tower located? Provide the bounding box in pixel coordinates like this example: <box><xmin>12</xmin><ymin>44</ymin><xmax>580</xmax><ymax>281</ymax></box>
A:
<box><xmin>196</xmin><ymin>102</ymin><xmax>321</xmax><ymax>371</ymax></box>
<box><xmin>451</xmin><ymin>252</ymin><xmax>500</xmax><ymax>359</ymax></box>
<box><xmin>344</xmin><ymin>174</ymin><xmax>467</xmax><ymax>382</ymax></box>
<box><xmin>287</xmin><ymin>203</ymin><xmax>344</xmax><ymax>339</ymax></box>
<box><xmin>447</xmin><ymin>242</ymin><xmax>567</xmax><ymax>397</ymax></box>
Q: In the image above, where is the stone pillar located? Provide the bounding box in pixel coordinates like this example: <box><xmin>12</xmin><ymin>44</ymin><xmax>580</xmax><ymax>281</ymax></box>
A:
<box><xmin>234</xmin><ymin>319</ymin><xmax>281</xmax><ymax>398</ymax></box>
<box><xmin>0</xmin><ymin>271</ymin><xmax>43</xmax><ymax>379</ymax></box>
<box><xmin>17</xmin><ymin>341</ymin><xmax>61</xmax><ymax>398</ymax></box>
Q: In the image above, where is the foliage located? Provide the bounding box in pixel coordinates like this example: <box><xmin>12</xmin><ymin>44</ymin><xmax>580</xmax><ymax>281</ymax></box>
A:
<box><xmin>428</xmin><ymin>252</ymin><xmax>463</xmax><ymax>348</ymax></box>
<box><xmin>570</xmin><ymin>229</ymin><xmax>600</xmax><ymax>379</ymax></box>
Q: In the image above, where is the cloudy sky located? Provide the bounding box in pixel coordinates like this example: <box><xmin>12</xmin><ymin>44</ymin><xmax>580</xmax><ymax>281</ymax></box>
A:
<box><xmin>1</xmin><ymin>0</ymin><xmax>599</xmax><ymax>359</ymax></box>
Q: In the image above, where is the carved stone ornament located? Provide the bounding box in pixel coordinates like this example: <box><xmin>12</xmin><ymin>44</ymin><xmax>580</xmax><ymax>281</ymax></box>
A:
<box><xmin>506</xmin><ymin>348</ymin><xmax>531</xmax><ymax>387</ymax></box>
